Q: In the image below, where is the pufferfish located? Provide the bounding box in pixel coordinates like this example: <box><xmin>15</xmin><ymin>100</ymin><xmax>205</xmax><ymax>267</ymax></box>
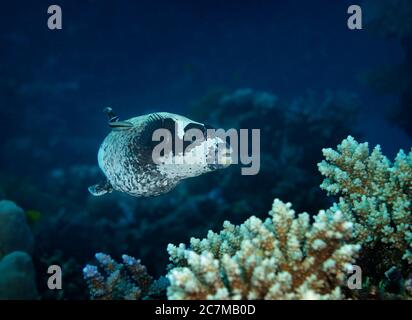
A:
<box><xmin>88</xmin><ymin>107</ymin><xmax>232</xmax><ymax>197</ymax></box>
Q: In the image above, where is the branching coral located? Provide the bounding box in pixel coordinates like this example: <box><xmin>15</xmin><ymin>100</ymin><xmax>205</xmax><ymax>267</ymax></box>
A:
<box><xmin>83</xmin><ymin>253</ymin><xmax>167</xmax><ymax>300</ymax></box>
<box><xmin>318</xmin><ymin>136</ymin><xmax>412</xmax><ymax>277</ymax></box>
<box><xmin>166</xmin><ymin>199</ymin><xmax>359</xmax><ymax>300</ymax></box>
<box><xmin>82</xmin><ymin>137</ymin><xmax>411</xmax><ymax>300</ymax></box>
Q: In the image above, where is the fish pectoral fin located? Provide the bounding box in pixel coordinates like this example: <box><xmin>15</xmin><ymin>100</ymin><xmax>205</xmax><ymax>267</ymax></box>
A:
<box><xmin>88</xmin><ymin>180</ymin><xmax>113</xmax><ymax>196</ymax></box>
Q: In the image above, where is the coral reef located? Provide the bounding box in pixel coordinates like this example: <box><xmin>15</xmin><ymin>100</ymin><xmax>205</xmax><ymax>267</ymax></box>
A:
<box><xmin>81</xmin><ymin>136</ymin><xmax>411</xmax><ymax>300</ymax></box>
<box><xmin>318</xmin><ymin>136</ymin><xmax>412</xmax><ymax>278</ymax></box>
<box><xmin>166</xmin><ymin>199</ymin><xmax>359</xmax><ymax>300</ymax></box>
<box><xmin>0</xmin><ymin>200</ymin><xmax>34</xmax><ymax>258</ymax></box>
<box><xmin>0</xmin><ymin>251</ymin><xmax>38</xmax><ymax>299</ymax></box>
<box><xmin>163</xmin><ymin>136</ymin><xmax>411</xmax><ymax>300</ymax></box>
<box><xmin>83</xmin><ymin>253</ymin><xmax>167</xmax><ymax>300</ymax></box>
<box><xmin>0</xmin><ymin>200</ymin><xmax>38</xmax><ymax>299</ymax></box>
<box><xmin>37</xmin><ymin>250</ymin><xmax>88</xmax><ymax>300</ymax></box>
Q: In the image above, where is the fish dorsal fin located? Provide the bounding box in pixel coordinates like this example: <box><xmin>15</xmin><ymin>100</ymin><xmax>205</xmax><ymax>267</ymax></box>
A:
<box><xmin>103</xmin><ymin>106</ymin><xmax>133</xmax><ymax>130</ymax></box>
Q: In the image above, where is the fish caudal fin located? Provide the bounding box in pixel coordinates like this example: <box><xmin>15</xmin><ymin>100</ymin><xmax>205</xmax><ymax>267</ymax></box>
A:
<box><xmin>88</xmin><ymin>180</ymin><xmax>113</xmax><ymax>196</ymax></box>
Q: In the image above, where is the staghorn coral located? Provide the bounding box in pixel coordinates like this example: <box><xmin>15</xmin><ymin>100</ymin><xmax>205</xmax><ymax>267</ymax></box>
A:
<box><xmin>318</xmin><ymin>136</ymin><xmax>412</xmax><ymax>277</ymax></box>
<box><xmin>166</xmin><ymin>199</ymin><xmax>360</xmax><ymax>300</ymax></box>
<box><xmin>83</xmin><ymin>253</ymin><xmax>167</xmax><ymax>300</ymax></box>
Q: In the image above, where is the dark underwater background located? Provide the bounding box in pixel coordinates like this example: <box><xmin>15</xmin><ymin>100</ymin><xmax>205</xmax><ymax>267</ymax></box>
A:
<box><xmin>0</xmin><ymin>0</ymin><xmax>411</xmax><ymax>299</ymax></box>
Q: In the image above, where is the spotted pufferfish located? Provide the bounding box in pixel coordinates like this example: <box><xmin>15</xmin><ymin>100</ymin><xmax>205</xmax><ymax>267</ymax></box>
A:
<box><xmin>88</xmin><ymin>107</ymin><xmax>232</xmax><ymax>197</ymax></box>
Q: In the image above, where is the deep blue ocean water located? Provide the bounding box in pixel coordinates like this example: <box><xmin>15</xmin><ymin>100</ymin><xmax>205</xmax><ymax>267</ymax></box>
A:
<box><xmin>0</xmin><ymin>0</ymin><xmax>411</xmax><ymax>299</ymax></box>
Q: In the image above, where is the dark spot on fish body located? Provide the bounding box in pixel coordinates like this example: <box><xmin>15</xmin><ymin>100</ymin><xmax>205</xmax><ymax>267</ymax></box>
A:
<box><xmin>139</xmin><ymin>114</ymin><xmax>177</xmax><ymax>154</ymax></box>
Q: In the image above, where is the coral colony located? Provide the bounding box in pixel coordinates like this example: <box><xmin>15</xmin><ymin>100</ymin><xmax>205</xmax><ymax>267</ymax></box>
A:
<box><xmin>0</xmin><ymin>201</ymin><xmax>37</xmax><ymax>299</ymax></box>
<box><xmin>166</xmin><ymin>199</ymin><xmax>359</xmax><ymax>300</ymax></box>
<box><xmin>83</xmin><ymin>253</ymin><xmax>167</xmax><ymax>300</ymax></box>
<box><xmin>82</xmin><ymin>137</ymin><xmax>412</xmax><ymax>300</ymax></box>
